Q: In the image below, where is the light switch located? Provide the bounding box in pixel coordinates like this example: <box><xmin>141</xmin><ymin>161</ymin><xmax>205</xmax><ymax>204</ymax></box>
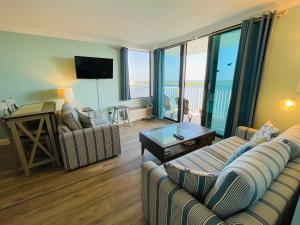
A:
<box><xmin>297</xmin><ymin>83</ymin><xmax>300</xmax><ymax>92</ymax></box>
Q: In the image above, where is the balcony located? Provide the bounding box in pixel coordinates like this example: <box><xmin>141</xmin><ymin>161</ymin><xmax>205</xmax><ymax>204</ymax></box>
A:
<box><xmin>164</xmin><ymin>85</ymin><xmax>232</xmax><ymax>135</ymax></box>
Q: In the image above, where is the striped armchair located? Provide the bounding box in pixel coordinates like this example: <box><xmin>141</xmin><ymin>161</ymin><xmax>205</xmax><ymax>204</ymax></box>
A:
<box><xmin>58</xmin><ymin>123</ymin><xmax>121</xmax><ymax>171</ymax></box>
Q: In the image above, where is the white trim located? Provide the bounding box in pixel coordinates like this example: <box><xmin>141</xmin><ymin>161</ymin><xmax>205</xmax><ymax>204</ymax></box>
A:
<box><xmin>0</xmin><ymin>138</ymin><xmax>10</xmax><ymax>147</ymax></box>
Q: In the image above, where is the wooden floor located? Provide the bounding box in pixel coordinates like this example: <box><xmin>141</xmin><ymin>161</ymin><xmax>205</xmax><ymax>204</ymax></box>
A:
<box><xmin>0</xmin><ymin>119</ymin><xmax>171</xmax><ymax>225</ymax></box>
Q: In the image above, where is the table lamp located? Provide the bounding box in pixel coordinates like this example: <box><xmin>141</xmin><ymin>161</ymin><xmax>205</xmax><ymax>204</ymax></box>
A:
<box><xmin>57</xmin><ymin>87</ymin><xmax>74</xmax><ymax>103</ymax></box>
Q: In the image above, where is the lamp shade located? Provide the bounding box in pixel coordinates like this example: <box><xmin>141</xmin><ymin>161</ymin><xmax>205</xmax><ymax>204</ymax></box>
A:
<box><xmin>279</xmin><ymin>98</ymin><xmax>297</xmax><ymax>111</ymax></box>
<box><xmin>57</xmin><ymin>88</ymin><xmax>74</xmax><ymax>99</ymax></box>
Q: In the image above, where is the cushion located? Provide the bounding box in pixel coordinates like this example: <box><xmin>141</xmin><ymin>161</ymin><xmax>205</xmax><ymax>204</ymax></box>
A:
<box><xmin>164</xmin><ymin>163</ymin><xmax>217</xmax><ymax>201</ymax></box>
<box><xmin>282</xmin><ymin>139</ymin><xmax>300</xmax><ymax>160</ymax></box>
<box><xmin>274</xmin><ymin>124</ymin><xmax>300</xmax><ymax>160</ymax></box>
<box><xmin>224</xmin><ymin>137</ymin><xmax>267</xmax><ymax>166</ymax></box>
<box><xmin>250</xmin><ymin>120</ymin><xmax>280</xmax><ymax>141</ymax></box>
<box><xmin>77</xmin><ymin>110</ymin><xmax>94</xmax><ymax>128</ymax></box>
<box><xmin>204</xmin><ymin>140</ymin><xmax>290</xmax><ymax>219</ymax></box>
<box><xmin>61</xmin><ymin>103</ymin><xmax>83</xmax><ymax>130</ymax></box>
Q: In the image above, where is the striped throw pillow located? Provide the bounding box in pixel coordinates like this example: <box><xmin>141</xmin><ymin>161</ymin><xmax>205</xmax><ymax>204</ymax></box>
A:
<box><xmin>274</xmin><ymin>124</ymin><xmax>300</xmax><ymax>160</ymax></box>
<box><xmin>224</xmin><ymin>137</ymin><xmax>266</xmax><ymax>166</ymax></box>
<box><xmin>164</xmin><ymin>163</ymin><xmax>217</xmax><ymax>201</ymax></box>
<box><xmin>204</xmin><ymin>140</ymin><xmax>290</xmax><ymax>219</ymax></box>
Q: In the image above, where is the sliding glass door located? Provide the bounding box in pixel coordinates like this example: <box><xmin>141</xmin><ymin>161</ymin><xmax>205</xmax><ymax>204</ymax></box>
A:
<box><xmin>203</xmin><ymin>28</ymin><xmax>241</xmax><ymax>136</ymax></box>
<box><xmin>160</xmin><ymin>27</ymin><xmax>241</xmax><ymax>136</ymax></box>
<box><xmin>163</xmin><ymin>45</ymin><xmax>182</xmax><ymax>121</ymax></box>
<box><xmin>184</xmin><ymin>37</ymin><xmax>208</xmax><ymax>124</ymax></box>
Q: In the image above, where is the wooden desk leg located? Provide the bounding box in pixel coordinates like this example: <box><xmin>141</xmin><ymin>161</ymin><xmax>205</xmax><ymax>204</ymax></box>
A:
<box><xmin>8</xmin><ymin>122</ymin><xmax>30</xmax><ymax>177</ymax></box>
<box><xmin>45</xmin><ymin>114</ymin><xmax>61</xmax><ymax>167</ymax></box>
<box><xmin>9</xmin><ymin>137</ymin><xmax>21</xmax><ymax>176</ymax></box>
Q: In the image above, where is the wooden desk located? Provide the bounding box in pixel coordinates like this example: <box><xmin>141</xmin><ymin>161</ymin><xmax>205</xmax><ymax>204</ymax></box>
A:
<box><xmin>3</xmin><ymin>102</ymin><xmax>61</xmax><ymax>177</ymax></box>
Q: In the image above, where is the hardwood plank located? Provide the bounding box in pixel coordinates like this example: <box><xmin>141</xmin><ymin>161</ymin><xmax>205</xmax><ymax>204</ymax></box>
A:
<box><xmin>0</xmin><ymin>119</ymin><xmax>171</xmax><ymax>225</ymax></box>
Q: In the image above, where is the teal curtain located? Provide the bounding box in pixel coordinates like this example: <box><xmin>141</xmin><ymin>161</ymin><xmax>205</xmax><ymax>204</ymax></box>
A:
<box><xmin>201</xmin><ymin>36</ymin><xmax>220</xmax><ymax>128</ymax></box>
<box><xmin>153</xmin><ymin>48</ymin><xmax>165</xmax><ymax>119</ymax></box>
<box><xmin>120</xmin><ymin>47</ymin><xmax>130</xmax><ymax>100</ymax></box>
<box><xmin>224</xmin><ymin>13</ymin><xmax>275</xmax><ymax>137</ymax></box>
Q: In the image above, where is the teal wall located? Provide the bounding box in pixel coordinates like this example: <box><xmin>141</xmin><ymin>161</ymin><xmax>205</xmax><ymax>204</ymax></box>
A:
<box><xmin>0</xmin><ymin>31</ymin><xmax>147</xmax><ymax>139</ymax></box>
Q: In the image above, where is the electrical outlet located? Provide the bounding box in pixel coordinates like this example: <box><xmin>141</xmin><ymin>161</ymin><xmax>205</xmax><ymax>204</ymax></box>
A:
<box><xmin>297</xmin><ymin>83</ymin><xmax>300</xmax><ymax>92</ymax></box>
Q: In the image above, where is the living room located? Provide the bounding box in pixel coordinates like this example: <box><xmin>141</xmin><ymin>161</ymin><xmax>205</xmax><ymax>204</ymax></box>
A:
<box><xmin>0</xmin><ymin>1</ymin><xmax>300</xmax><ymax>225</ymax></box>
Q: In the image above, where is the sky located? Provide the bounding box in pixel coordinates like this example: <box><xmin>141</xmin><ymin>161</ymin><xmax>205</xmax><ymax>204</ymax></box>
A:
<box><xmin>164</xmin><ymin>29</ymin><xmax>241</xmax><ymax>82</ymax></box>
<box><xmin>128</xmin><ymin>50</ymin><xmax>149</xmax><ymax>82</ymax></box>
<box><xmin>127</xmin><ymin>28</ymin><xmax>241</xmax><ymax>84</ymax></box>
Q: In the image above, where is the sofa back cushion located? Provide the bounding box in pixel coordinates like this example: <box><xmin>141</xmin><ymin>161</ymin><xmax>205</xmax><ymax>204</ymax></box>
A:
<box><xmin>61</xmin><ymin>103</ymin><xmax>83</xmax><ymax>130</ymax></box>
<box><xmin>274</xmin><ymin>124</ymin><xmax>300</xmax><ymax>160</ymax></box>
<box><xmin>204</xmin><ymin>140</ymin><xmax>290</xmax><ymax>219</ymax></box>
<box><xmin>164</xmin><ymin>163</ymin><xmax>217</xmax><ymax>202</ymax></box>
<box><xmin>224</xmin><ymin>137</ymin><xmax>266</xmax><ymax>166</ymax></box>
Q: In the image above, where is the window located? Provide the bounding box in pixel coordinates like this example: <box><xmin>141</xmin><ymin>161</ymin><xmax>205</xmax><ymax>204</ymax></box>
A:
<box><xmin>128</xmin><ymin>50</ymin><xmax>150</xmax><ymax>98</ymax></box>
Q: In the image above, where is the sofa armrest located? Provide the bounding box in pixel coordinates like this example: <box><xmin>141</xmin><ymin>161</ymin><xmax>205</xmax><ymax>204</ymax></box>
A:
<box><xmin>235</xmin><ymin>126</ymin><xmax>258</xmax><ymax>141</ymax></box>
<box><xmin>141</xmin><ymin>161</ymin><xmax>225</xmax><ymax>225</ymax></box>
<box><xmin>58</xmin><ymin>124</ymin><xmax>121</xmax><ymax>171</ymax></box>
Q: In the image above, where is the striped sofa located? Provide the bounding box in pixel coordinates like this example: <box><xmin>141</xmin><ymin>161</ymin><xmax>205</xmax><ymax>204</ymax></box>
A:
<box><xmin>58</xmin><ymin>119</ymin><xmax>121</xmax><ymax>171</ymax></box>
<box><xmin>141</xmin><ymin>125</ymin><xmax>300</xmax><ymax>225</ymax></box>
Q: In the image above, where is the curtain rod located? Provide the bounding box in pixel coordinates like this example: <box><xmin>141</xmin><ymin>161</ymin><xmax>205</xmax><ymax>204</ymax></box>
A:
<box><xmin>162</xmin><ymin>12</ymin><xmax>275</xmax><ymax>50</ymax></box>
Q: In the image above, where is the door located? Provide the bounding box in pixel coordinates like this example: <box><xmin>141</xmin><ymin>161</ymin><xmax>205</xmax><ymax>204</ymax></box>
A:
<box><xmin>184</xmin><ymin>37</ymin><xmax>209</xmax><ymax>124</ymax></box>
<box><xmin>163</xmin><ymin>45</ymin><xmax>184</xmax><ymax>121</ymax></box>
<box><xmin>203</xmin><ymin>28</ymin><xmax>241</xmax><ymax>136</ymax></box>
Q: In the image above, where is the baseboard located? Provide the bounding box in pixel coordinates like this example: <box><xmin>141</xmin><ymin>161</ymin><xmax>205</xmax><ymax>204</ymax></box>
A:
<box><xmin>0</xmin><ymin>138</ymin><xmax>10</xmax><ymax>147</ymax></box>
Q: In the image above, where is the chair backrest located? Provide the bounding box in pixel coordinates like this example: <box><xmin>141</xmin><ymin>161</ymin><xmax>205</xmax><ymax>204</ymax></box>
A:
<box><xmin>163</xmin><ymin>95</ymin><xmax>171</xmax><ymax>111</ymax></box>
<box><xmin>183</xmin><ymin>98</ymin><xmax>189</xmax><ymax>115</ymax></box>
<box><xmin>0</xmin><ymin>101</ymin><xmax>10</xmax><ymax>135</ymax></box>
<box><xmin>175</xmin><ymin>97</ymin><xmax>190</xmax><ymax>115</ymax></box>
<box><xmin>4</xmin><ymin>97</ymin><xmax>18</xmax><ymax>113</ymax></box>
<box><xmin>0</xmin><ymin>101</ymin><xmax>10</xmax><ymax>118</ymax></box>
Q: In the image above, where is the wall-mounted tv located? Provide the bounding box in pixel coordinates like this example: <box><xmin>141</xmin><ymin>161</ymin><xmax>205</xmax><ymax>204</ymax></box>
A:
<box><xmin>75</xmin><ymin>56</ymin><xmax>113</xmax><ymax>79</ymax></box>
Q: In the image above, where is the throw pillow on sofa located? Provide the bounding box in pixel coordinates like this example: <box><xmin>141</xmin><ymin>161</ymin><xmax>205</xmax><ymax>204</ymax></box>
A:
<box><xmin>164</xmin><ymin>163</ymin><xmax>217</xmax><ymax>201</ymax></box>
<box><xmin>76</xmin><ymin>110</ymin><xmax>94</xmax><ymax>128</ymax></box>
<box><xmin>76</xmin><ymin>109</ymin><xmax>109</xmax><ymax>128</ymax></box>
<box><xmin>250</xmin><ymin>120</ymin><xmax>279</xmax><ymax>141</ymax></box>
<box><xmin>274</xmin><ymin>124</ymin><xmax>300</xmax><ymax>160</ymax></box>
<box><xmin>204</xmin><ymin>140</ymin><xmax>290</xmax><ymax>219</ymax></box>
<box><xmin>224</xmin><ymin>137</ymin><xmax>267</xmax><ymax>166</ymax></box>
<box><xmin>61</xmin><ymin>103</ymin><xmax>83</xmax><ymax>130</ymax></box>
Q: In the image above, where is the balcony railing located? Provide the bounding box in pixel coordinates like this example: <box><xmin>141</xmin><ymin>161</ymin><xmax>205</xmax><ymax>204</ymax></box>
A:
<box><xmin>164</xmin><ymin>86</ymin><xmax>232</xmax><ymax>121</ymax></box>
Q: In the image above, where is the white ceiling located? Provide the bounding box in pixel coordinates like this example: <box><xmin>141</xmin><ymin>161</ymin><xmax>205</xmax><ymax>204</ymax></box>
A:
<box><xmin>0</xmin><ymin>0</ymin><xmax>290</xmax><ymax>49</ymax></box>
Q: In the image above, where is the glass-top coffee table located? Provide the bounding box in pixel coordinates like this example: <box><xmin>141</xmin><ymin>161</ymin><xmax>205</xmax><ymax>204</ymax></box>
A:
<box><xmin>139</xmin><ymin>122</ymin><xmax>215</xmax><ymax>163</ymax></box>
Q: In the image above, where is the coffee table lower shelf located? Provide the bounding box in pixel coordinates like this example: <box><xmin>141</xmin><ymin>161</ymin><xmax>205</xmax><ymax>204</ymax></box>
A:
<box><xmin>140</xmin><ymin>130</ymin><xmax>215</xmax><ymax>163</ymax></box>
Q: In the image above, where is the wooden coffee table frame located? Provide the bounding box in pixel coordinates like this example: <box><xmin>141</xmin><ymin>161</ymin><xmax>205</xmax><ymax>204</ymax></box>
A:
<box><xmin>139</xmin><ymin>123</ymin><xmax>215</xmax><ymax>163</ymax></box>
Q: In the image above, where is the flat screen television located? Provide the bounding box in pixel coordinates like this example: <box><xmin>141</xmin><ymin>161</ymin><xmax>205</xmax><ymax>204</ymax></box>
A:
<box><xmin>75</xmin><ymin>56</ymin><xmax>113</xmax><ymax>79</ymax></box>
